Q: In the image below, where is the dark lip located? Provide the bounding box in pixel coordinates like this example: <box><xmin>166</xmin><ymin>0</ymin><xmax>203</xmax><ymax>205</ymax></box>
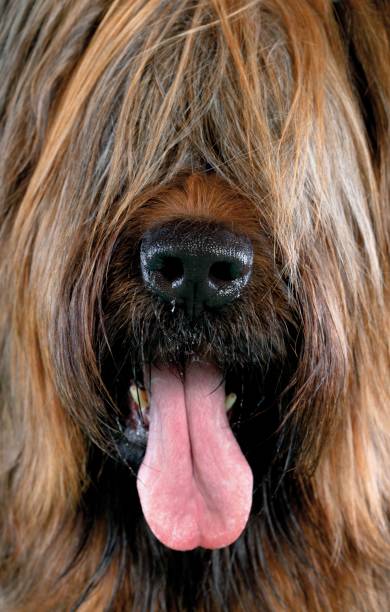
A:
<box><xmin>115</xmin><ymin>384</ymin><xmax>149</xmax><ymax>468</ymax></box>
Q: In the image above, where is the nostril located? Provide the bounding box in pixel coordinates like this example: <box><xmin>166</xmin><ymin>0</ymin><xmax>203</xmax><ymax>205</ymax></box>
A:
<box><xmin>152</xmin><ymin>255</ymin><xmax>184</xmax><ymax>283</ymax></box>
<box><xmin>209</xmin><ymin>261</ymin><xmax>243</xmax><ymax>284</ymax></box>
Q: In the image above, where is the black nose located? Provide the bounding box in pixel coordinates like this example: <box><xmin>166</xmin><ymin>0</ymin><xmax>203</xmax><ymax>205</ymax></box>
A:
<box><xmin>140</xmin><ymin>220</ymin><xmax>253</xmax><ymax>318</ymax></box>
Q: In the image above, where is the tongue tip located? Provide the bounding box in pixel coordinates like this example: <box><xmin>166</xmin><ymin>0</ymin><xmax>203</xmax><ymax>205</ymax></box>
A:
<box><xmin>141</xmin><ymin>478</ymin><xmax>254</xmax><ymax>552</ymax></box>
<box><xmin>146</xmin><ymin>517</ymin><xmax>251</xmax><ymax>552</ymax></box>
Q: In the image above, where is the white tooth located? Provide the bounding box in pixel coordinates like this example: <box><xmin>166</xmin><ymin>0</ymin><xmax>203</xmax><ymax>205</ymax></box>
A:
<box><xmin>225</xmin><ymin>393</ymin><xmax>237</xmax><ymax>411</ymax></box>
<box><xmin>130</xmin><ymin>384</ymin><xmax>149</xmax><ymax>409</ymax></box>
<box><xmin>130</xmin><ymin>385</ymin><xmax>140</xmax><ymax>406</ymax></box>
<box><xmin>139</xmin><ymin>388</ymin><xmax>150</xmax><ymax>409</ymax></box>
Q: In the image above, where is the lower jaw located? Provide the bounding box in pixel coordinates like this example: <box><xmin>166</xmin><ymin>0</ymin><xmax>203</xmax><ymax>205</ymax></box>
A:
<box><xmin>108</xmin><ymin>355</ymin><xmax>301</xmax><ymax>553</ymax></box>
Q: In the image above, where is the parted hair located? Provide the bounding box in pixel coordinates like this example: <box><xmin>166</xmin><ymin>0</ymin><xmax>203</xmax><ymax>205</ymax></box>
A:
<box><xmin>0</xmin><ymin>0</ymin><xmax>389</xmax><ymax>610</ymax></box>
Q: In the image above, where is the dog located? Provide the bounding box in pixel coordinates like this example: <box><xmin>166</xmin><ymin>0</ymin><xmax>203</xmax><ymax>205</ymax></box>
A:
<box><xmin>0</xmin><ymin>0</ymin><xmax>389</xmax><ymax>609</ymax></box>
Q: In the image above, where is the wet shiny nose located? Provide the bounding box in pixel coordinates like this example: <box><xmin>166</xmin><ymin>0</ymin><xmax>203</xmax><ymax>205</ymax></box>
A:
<box><xmin>140</xmin><ymin>221</ymin><xmax>253</xmax><ymax>318</ymax></box>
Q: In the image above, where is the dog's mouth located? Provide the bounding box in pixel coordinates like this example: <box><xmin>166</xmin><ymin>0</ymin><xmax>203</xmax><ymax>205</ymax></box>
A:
<box><xmin>118</xmin><ymin>360</ymin><xmax>253</xmax><ymax>551</ymax></box>
<box><xmin>123</xmin><ymin>370</ymin><xmax>237</xmax><ymax>437</ymax></box>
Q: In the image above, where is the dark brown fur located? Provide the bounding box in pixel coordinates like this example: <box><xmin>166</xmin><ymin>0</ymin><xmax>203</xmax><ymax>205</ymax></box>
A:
<box><xmin>0</xmin><ymin>1</ymin><xmax>389</xmax><ymax>610</ymax></box>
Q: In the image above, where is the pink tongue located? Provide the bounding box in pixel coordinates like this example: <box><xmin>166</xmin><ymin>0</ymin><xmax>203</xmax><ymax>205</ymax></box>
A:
<box><xmin>137</xmin><ymin>362</ymin><xmax>253</xmax><ymax>551</ymax></box>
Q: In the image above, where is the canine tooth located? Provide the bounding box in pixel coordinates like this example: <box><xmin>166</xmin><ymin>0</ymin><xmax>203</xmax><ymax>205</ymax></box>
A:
<box><xmin>225</xmin><ymin>393</ymin><xmax>237</xmax><ymax>411</ymax></box>
<box><xmin>130</xmin><ymin>384</ymin><xmax>149</xmax><ymax>409</ymax></box>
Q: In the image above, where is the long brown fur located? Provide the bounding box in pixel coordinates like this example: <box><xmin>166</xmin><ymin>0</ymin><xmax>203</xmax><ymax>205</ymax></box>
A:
<box><xmin>0</xmin><ymin>1</ymin><xmax>389</xmax><ymax>610</ymax></box>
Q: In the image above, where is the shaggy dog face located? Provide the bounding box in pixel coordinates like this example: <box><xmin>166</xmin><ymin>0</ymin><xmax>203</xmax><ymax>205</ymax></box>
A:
<box><xmin>0</xmin><ymin>1</ymin><xmax>389</xmax><ymax>610</ymax></box>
